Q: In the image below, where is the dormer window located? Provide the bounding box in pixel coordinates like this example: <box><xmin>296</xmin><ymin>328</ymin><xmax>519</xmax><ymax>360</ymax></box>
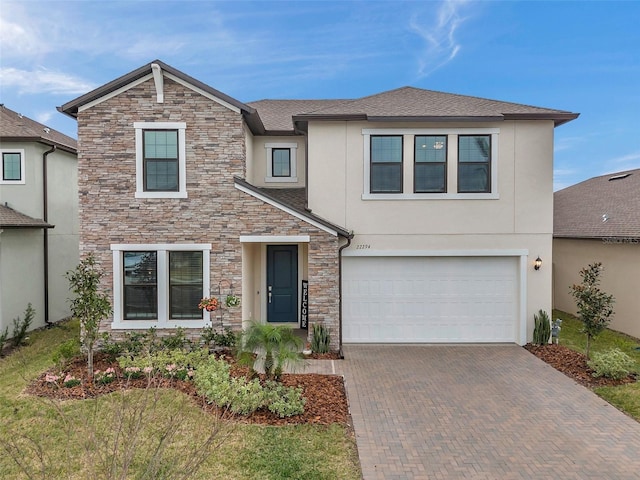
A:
<box><xmin>265</xmin><ymin>143</ymin><xmax>298</xmax><ymax>183</ymax></box>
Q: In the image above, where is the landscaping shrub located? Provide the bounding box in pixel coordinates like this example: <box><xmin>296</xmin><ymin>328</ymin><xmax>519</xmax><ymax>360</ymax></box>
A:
<box><xmin>0</xmin><ymin>326</ymin><xmax>8</xmax><ymax>356</ymax></box>
<box><xmin>161</xmin><ymin>327</ymin><xmax>193</xmax><ymax>351</ymax></box>
<box><xmin>52</xmin><ymin>338</ymin><xmax>81</xmax><ymax>370</ymax></box>
<box><xmin>533</xmin><ymin>310</ymin><xmax>551</xmax><ymax>345</ymax></box>
<box><xmin>311</xmin><ymin>323</ymin><xmax>331</xmax><ymax>354</ymax></box>
<box><xmin>588</xmin><ymin>348</ymin><xmax>636</xmax><ymax>380</ymax></box>
<box><xmin>11</xmin><ymin>303</ymin><xmax>35</xmax><ymax>348</ymax></box>
<box><xmin>201</xmin><ymin>326</ymin><xmax>237</xmax><ymax>349</ymax></box>
<box><xmin>263</xmin><ymin>381</ymin><xmax>306</xmax><ymax>418</ymax></box>
<box><xmin>118</xmin><ymin>348</ymin><xmax>208</xmax><ymax>379</ymax></box>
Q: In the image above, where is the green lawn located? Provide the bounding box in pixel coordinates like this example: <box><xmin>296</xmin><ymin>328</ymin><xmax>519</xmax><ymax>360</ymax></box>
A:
<box><xmin>553</xmin><ymin>310</ymin><xmax>640</xmax><ymax>421</ymax></box>
<box><xmin>0</xmin><ymin>321</ymin><xmax>361</xmax><ymax>479</ymax></box>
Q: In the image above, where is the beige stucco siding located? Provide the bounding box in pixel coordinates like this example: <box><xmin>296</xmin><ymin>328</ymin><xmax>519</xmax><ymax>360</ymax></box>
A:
<box><xmin>248</xmin><ymin>135</ymin><xmax>306</xmax><ymax>188</ymax></box>
<box><xmin>0</xmin><ymin>142</ymin><xmax>78</xmax><ymax>331</ymax></box>
<box><xmin>307</xmin><ymin>119</ymin><xmax>556</xmax><ymax>343</ymax></box>
<box><xmin>553</xmin><ymin>238</ymin><xmax>640</xmax><ymax>339</ymax></box>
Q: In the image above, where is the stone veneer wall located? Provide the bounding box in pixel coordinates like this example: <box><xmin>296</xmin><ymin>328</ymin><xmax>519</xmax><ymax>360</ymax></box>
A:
<box><xmin>77</xmin><ymin>77</ymin><xmax>341</xmax><ymax>349</ymax></box>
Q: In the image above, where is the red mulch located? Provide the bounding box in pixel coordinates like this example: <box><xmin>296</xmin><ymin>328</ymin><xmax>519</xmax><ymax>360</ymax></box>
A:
<box><xmin>26</xmin><ymin>352</ymin><xmax>349</xmax><ymax>426</ymax></box>
<box><xmin>524</xmin><ymin>343</ymin><xmax>637</xmax><ymax>388</ymax></box>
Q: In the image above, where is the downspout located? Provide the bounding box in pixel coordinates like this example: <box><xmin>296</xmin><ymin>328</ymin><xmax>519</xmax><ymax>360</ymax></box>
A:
<box><xmin>338</xmin><ymin>234</ymin><xmax>353</xmax><ymax>359</ymax></box>
<box><xmin>43</xmin><ymin>144</ymin><xmax>56</xmax><ymax>327</ymax></box>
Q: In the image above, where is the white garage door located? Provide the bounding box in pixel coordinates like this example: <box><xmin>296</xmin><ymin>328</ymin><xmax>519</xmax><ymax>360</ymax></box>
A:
<box><xmin>343</xmin><ymin>256</ymin><xmax>519</xmax><ymax>343</ymax></box>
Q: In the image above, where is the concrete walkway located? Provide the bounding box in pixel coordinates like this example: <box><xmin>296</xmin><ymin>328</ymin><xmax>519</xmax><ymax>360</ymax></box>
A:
<box><xmin>329</xmin><ymin>345</ymin><xmax>640</xmax><ymax>480</ymax></box>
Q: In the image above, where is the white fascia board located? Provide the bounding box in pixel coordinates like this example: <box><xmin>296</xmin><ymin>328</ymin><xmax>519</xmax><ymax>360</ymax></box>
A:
<box><xmin>234</xmin><ymin>183</ymin><xmax>338</xmax><ymax>237</ymax></box>
<box><xmin>240</xmin><ymin>235</ymin><xmax>310</xmax><ymax>243</ymax></box>
<box><xmin>164</xmin><ymin>72</ymin><xmax>241</xmax><ymax>114</ymax></box>
<box><xmin>342</xmin><ymin>249</ymin><xmax>529</xmax><ymax>257</ymax></box>
<box><xmin>78</xmin><ymin>74</ymin><xmax>153</xmax><ymax>113</ymax></box>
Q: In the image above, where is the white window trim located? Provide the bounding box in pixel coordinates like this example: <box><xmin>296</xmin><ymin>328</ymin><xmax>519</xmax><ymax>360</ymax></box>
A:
<box><xmin>362</xmin><ymin>128</ymin><xmax>499</xmax><ymax>200</ymax></box>
<box><xmin>1</xmin><ymin>149</ymin><xmax>26</xmax><ymax>184</ymax></box>
<box><xmin>265</xmin><ymin>142</ymin><xmax>298</xmax><ymax>183</ymax></box>
<box><xmin>111</xmin><ymin>243</ymin><xmax>211</xmax><ymax>329</ymax></box>
<box><xmin>134</xmin><ymin>122</ymin><xmax>187</xmax><ymax>198</ymax></box>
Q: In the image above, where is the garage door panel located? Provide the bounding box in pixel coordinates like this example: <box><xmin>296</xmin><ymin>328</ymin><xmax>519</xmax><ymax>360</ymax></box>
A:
<box><xmin>343</xmin><ymin>256</ymin><xmax>518</xmax><ymax>343</ymax></box>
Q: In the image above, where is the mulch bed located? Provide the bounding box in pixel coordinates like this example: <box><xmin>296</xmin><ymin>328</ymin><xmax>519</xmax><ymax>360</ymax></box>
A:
<box><xmin>26</xmin><ymin>352</ymin><xmax>349</xmax><ymax>426</ymax></box>
<box><xmin>524</xmin><ymin>343</ymin><xmax>637</xmax><ymax>389</ymax></box>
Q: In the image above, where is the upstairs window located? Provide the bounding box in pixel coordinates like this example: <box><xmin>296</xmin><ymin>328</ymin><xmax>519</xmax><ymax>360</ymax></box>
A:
<box><xmin>143</xmin><ymin>130</ymin><xmax>178</xmax><ymax>191</ymax></box>
<box><xmin>134</xmin><ymin>122</ymin><xmax>187</xmax><ymax>198</ymax></box>
<box><xmin>265</xmin><ymin>143</ymin><xmax>298</xmax><ymax>183</ymax></box>
<box><xmin>370</xmin><ymin>135</ymin><xmax>403</xmax><ymax>193</ymax></box>
<box><xmin>414</xmin><ymin>136</ymin><xmax>447</xmax><ymax>193</ymax></box>
<box><xmin>272</xmin><ymin>148</ymin><xmax>291</xmax><ymax>177</ymax></box>
<box><xmin>1</xmin><ymin>150</ymin><xmax>25</xmax><ymax>184</ymax></box>
<box><xmin>458</xmin><ymin>135</ymin><xmax>491</xmax><ymax>193</ymax></box>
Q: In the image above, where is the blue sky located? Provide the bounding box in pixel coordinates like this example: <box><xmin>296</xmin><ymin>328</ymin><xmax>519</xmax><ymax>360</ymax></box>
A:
<box><xmin>1</xmin><ymin>0</ymin><xmax>639</xmax><ymax>190</ymax></box>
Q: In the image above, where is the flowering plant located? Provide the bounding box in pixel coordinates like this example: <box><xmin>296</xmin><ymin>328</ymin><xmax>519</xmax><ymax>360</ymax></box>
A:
<box><xmin>198</xmin><ymin>297</ymin><xmax>219</xmax><ymax>312</ymax></box>
<box><xmin>45</xmin><ymin>373</ymin><xmax>61</xmax><ymax>385</ymax></box>
<box><xmin>94</xmin><ymin>367</ymin><xmax>116</xmax><ymax>385</ymax></box>
<box><xmin>225</xmin><ymin>294</ymin><xmax>241</xmax><ymax>308</ymax></box>
<box><xmin>63</xmin><ymin>374</ymin><xmax>81</xmax><ymax>388</ymax></box>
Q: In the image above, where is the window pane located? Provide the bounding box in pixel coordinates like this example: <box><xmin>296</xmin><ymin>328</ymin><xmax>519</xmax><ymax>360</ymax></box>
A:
<box><xmin>169</xmin><ymin>251</ymin><xmax>203</xmax><ymax>319</ymax></box>
<box><xmin>371</xmin><ymin>164</ymin><xmax>402</xmax><ymax>192</ymax></box>
<box><xmin>459</xmin><ymin>135</ymin><xmax>490</xmax><ymax>163</ymax></box>
<box><xmin>145</xmin><ymin>159</ymin><xmax>178</xmax><ymax>191</ymax></box>
<box><xmin>415</xmin><ymin>163</ymin><xmax>446</xmax><ymax>193</ymax></box>
<box><xmin>415</xmin><ymin>136</ymin><xmax>446</xmax><ymax>163</ymax></box>
<box><xmin>272</xmin><ymin>149</ymin><xmax>291</xmax><ymax>177</ymax></box>
<box><xmin>371</xmin><ymin>136</ymin><xmax>402</xmax><ymax>163</ymax></box>
<box><xmin>458</xmin><ymin>164</ymin><xmax>490</xmax><ymax>192</ymax></box>
<box><xmin>144</xmin><ymin>130</ymin><xmax>178</xmax><ymax>159</ymax></box>
<box><xmin>123</xmin><ymin>252</ymin><xmax>157</xmax><ymax>319</ymax></box>
<box><xmin>3</xmin><ymin>153</ymin><xmax>21</xmax><ymax>181</ymax></box>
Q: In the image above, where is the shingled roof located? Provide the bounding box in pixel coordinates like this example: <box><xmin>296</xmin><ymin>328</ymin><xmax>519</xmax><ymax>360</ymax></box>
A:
<box><xmin>0</xmin><ymin>204</ymin><xmax>53</xmax><ymax>229</ymax></box>
<box><xmin>554</xmin><ymin>169</ymin><xmax>640</xmax><ymax>239</ymax></box>
<box><xmin>251</xmin><ymin>86</ymin><xmax>578</xmax><ymax>132</ymax></box>
<box><xmin>0</xmin><ymin>105</ymin><xmax>77</xmax><ymax>152</ymax></box>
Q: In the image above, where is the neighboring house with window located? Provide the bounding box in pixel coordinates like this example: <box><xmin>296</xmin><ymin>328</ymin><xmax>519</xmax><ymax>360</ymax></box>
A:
<box><xmin>553</xmin><ymin>169</ymin><xmax>640</xmax><ymax>339</ymax></box>
<box><xmin>59</xmin><ymin>60</ymin><xmax>577</xmax><ymax>349</ymax></box>
<box><xmin>0</xmin><ymin>105</ymin><xmax>78</xmax><ymax>335</ymax></box>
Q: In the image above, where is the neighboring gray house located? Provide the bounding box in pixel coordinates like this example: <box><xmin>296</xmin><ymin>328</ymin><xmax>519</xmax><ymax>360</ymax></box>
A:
<box><xmin>0</xmin><ymin>105</ymin><xmax>79</xmax><ymax>334</ymax></box>
<box><xmin>553</xmin><ymin>169</ymin><xmax>640</xmax><ymax>339</ymax></box>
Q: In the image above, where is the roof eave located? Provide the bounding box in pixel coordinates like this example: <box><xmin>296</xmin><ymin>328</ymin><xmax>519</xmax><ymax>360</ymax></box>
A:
<box><xmin>503</xmin><ymin>112</ymin><xmax>580</xmax><ymax>127</ymax></box>
<box><xmin>0</xmin><ymin>136</ymin><xmax>77</xmax><ymax>154</ymax></box>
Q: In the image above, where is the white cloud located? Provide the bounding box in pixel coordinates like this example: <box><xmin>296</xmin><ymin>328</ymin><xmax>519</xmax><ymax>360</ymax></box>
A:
<box><xmin>409</xmin><ymin>0</ymin><xmax>469</xmax><ymax>77</ymax></box>
<box><xmin>0</xmin><ymin>67</ymin><xmax>96</xmax><ymax>95</ymax></box>
<box><xmin>0</xmin><ymin>12</ymin><xmax>50</xmax><ymax>59</ymax></box>
<box><xmin>601</xmin><ymin>151</ymin><xmax>640</xmax><ymax>174</ymax></box>
<box><xmin>35</xmin><ymin>111</ymin><xmax>53</xmax><ymax>125</ymax></box>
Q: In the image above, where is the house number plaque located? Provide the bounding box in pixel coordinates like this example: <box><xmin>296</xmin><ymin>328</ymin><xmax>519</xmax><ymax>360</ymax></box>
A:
<box><xmin>300</xmin><ymin>280</ymin><xmax>309</xmax><ymax>330</ymax></box>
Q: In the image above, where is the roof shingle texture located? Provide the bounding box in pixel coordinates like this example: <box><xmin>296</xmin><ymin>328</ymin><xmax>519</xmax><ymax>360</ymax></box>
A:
<box><xmin>0</xmin><ymin>105</ymin><xmax>77</xmax><ymax>151</ymax></box>
<box><xmin>249</xmin><ymin>87</ymin><xmax>576</xmax><ymax>132</ymax></box>
<box><xmin>0</xmin><ymin>205</ymin><xmax>52</xmax><ymax>228</ymax></box>
<box><xmin>554</xmin><ymin>169</ymin><xmax>640</xmax><ymax>238</ymax></box>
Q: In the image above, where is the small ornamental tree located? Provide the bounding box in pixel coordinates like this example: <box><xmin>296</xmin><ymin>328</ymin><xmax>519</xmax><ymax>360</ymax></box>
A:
<box><xmin>66</xmin><ymin>254</ymin><xmax>112</xmax><ymax>379</ymax></box>
<box><xmin>569</xmin><ymin>262</ymin><xmax>615</xmax><ymax>359</ymax></box>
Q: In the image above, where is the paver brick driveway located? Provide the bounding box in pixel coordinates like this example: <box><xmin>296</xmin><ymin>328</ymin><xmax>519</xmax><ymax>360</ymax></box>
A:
<box><xmin>341</xmin><ymin>345</ymin><xmax>640</xmax><ymax>480</ymax></box>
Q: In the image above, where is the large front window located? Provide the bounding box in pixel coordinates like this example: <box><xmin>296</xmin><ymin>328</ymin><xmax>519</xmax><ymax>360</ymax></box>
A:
<box><xmin>458</xmin><ymin>135</ymin><xmax>491</xmax><ymax>193</ymax></box>
<box><xmin>112</xmin><ymin>244</ymin><xmax>211</xmax><ymax>328</ymax></box>
<box><xmin>371</xmin><ymin>135</ymin><xmax>403</xmax><ymax>193</ymax></box>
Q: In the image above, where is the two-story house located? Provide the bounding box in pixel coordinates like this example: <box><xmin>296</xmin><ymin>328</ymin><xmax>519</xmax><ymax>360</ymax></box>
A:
<box><xmin>59</xmin><ymin>60</ymin><xmax>578</xmax><ymax>350</ymax></box>
<box><xmin>0</xmin><ymin>105</ymin><xmax>79</xmax><ymax>334</ymax></box>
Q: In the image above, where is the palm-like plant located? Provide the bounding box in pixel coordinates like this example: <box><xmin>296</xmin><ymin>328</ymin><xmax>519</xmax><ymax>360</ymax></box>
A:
<box><xmin>237</xmin><ymin>322</ymin><xmax>303</xmax><ymax>380</ymax></box>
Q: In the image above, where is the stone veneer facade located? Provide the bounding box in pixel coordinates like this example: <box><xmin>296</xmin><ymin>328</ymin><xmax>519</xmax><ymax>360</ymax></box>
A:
<box><xmin>77</xmin><ymin>78</ymin><xmax>341</xmax><ymax>348</ymax></box>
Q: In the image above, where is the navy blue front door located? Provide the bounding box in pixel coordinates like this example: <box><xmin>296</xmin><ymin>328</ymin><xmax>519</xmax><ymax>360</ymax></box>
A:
<box><xmin>267</xmin><ymin>245</ymin><xmax>298</xmax><ymax>323</ymax></box>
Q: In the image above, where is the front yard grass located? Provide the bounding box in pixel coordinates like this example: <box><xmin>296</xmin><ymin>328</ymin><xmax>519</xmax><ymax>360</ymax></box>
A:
<box><xmin>0</xmin><ymin>320</ymin><xmax>361</xmax><ymax>479</ymax></box>
<box><xmin>553</xmin><ymin>309</ymin><xmax>640</xmax><ymax>421</ymax></box>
